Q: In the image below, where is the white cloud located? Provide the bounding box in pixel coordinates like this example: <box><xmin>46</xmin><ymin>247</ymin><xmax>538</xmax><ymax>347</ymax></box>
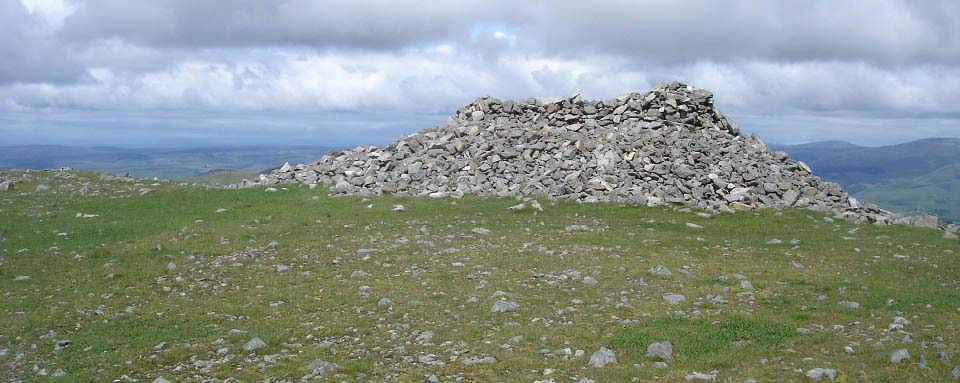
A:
<box><xmin>0</xmin><ymin>0</ymin><xmax>958</xmax><ymax>146</ymax></box>
<box><xmin>19</xmin><ymin>0</ymin><xmax>78</xmax><ymax>27</ymax></box>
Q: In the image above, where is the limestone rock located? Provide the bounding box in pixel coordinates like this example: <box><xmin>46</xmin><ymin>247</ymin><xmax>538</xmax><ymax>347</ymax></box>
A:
<box><xmin>243</xmin><ymin>337</ymin><xmax>267</xmax><ymax>352</ymax></box>
<box><xmin>649</xmin><ymin>265</ymin><xmax>672</xmax><ymax>276</ymax></box>
<box><xmin>890</xmin><ymin>349</ymin><xmax>910</xmax><ymax>363</ymax></box>
<box><xmin>246</xmin><ymin>82</ymin><xmax>932</xmax><ymax>227</ymax></box>
<box><xmin>491</xmin><ymin>300</ymin><xmax>520</xmax><ymax>313</ymax></box>
<box><xmin>838</xmin><ymin>301</ymin><xmax>860</xmax><ymax>309</ymax></box>
<box><xmin>589</xmin><ymin>347</ymin><xmax>617</xmax><ymax>368</ymax></box>
<box><xmin>662</xmin><ymin>294</ymin><xmax>686</xmax><ymax>305</ymax></box>
<box><xmin>805</xmin><ymin>368</ymin><xmax>837</xmax><ymax>380</ymax></box>
<box><xmin>462</xmin><ymin>356</ymin><xmax>497</xmax><ymax>366</ymax></box>
<box><xmin>306</xmin><ymin>359</ymin><xmax>338</xmax><ymax>375</ymax></box>
<box><xmin>646</xmin><ymin>341</ymin><xmax>673</xmax><ymax>360</ymax></box>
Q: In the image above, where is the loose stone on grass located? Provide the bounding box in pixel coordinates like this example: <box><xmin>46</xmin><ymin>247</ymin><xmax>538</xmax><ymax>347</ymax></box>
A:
<box><xmin>891</xmin><ymin>349</ymin><xmax>910</xmax><ymax>363</ymax></box>
<box><xmin>462</xmin><ymin>356</ymin><xmax>497</xmax><ymax>366</ymax></box>
<box><xmin>491</xmin><ymin>300</ymin><xmax>520</xmax><ymax>313</ymax></box>
<box><xmin>838</xmin><ymin>301</ymin><xmax>860</xmax><ymax>309</ymax></box>
<box><xmin>806</xmin><ymin>368</ymin><xmax>837</xmax><ymax>380</ymax></box>
<box><xmin>649</xmin><ymin>265</ymin><xmax>672</xmax><ymax>276</ymax></box>
<box><xmin>646</xmin><ymin>341</ymin><xmax>673</xmax><ymax>360</ymax></box>
<box><xmin>589</xmin><ymin>347</ymin><xmax>617</xmax><ymax>367</ymax></box>
<box><xmin>244</xmin><ymin>337</ymin><xmax>267</xmax><ymax>352</ymax></box>
<box><xmin>663</xmin><ymin>294</ymin><xmax>686</xmax><ymax>305</ymax></box>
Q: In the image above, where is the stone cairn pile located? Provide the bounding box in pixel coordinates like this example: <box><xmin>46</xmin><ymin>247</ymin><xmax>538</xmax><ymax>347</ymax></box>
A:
<box><xmin>244</xmin><ymin>82</ymin><xmax>941</xmax><ymax>227</ymax></box>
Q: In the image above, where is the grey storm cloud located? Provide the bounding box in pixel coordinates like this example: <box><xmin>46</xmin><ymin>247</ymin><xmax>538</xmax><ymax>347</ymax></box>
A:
<box><xmin>0</xmin><ymin>0</ymin><xmax>84</xmax><ymax>85</ymax></box>
<box><xmin>1</xmin><ymin>0</ymin><xmax>958</xmax><ymax>146</ymax></box>
<box><xmin>55</xmin><ymin>0</ymin><xmax>960</xmax><ymax>65</ymax></box>
<box><xmin>516</xmin><ymin>1</ymin><xmax>960</xmax><ymax>66</ymax></box>
<box><xmin>57</xmin><ymin>0</ymin><xmax>508</xmax><ymax>49</ymax></box>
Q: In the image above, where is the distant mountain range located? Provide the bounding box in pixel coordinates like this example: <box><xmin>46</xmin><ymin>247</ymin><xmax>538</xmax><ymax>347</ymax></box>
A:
<box><xmin>2</xmin><ymin>138</ymin><xmax>957</xmax><ymax>221</ymax></box>
<box><xmin>0</xmin><ymin>145</ymin><xmax>337</xmax><ymax>182</ymax></box>
<box><xmin>772</xmin><ymin>138</ymin><xmax>960</xmax><ymax>222</ymax></box>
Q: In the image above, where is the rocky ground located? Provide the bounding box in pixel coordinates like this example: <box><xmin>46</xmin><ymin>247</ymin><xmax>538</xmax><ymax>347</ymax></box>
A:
<box><xmin>249</xmin><ymin>83</ymin><xmax>946</xmax><ymax>229</ymax></box>
<box><xmin>1</xmin><ymin>169</ymin><xmax>959</xmax><ymax>382</ymax></box>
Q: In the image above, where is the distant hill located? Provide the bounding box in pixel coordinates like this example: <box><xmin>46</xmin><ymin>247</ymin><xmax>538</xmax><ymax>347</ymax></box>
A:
<box><xmin>3</xmin><ymin>139</ymin><xmax>957</xmax><ymax>221</ymax></box>
<box><xmin>0</xmin><ymin>145</ymin><xmax>337</xmax><ymax>180</ymax></box>
<box><xmin>773</xmin><ymin>138</ymin><xmax>960</xmax><ymax>222</ymax></box>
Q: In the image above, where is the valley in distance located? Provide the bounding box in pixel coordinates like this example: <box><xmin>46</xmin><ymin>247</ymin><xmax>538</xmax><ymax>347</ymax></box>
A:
<box><xmin>2</xmin><ymin>138</ymin><xmax>957</xmax><ymax>222</ymax></box>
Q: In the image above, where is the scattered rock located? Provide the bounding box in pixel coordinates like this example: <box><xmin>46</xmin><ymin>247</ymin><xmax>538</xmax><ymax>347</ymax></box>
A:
<box><xmin>805</xmin><ymin>368</ymin><xmax>837</xmax><ymax>380</ymax></box>
<box><xmin>728</xmin><ymin>202</ymin><xmax>753</xmax><ymax>211</ymax></box>
<box><xmin>471</xmin><ymin>227</ymin><xmax>492</xmax><ymax>235</ymax></box>
<box><xmin>462</xmin><ymin>356</ymin><xmax>497</xmax><ymax>366</ymax></box>
<box><xmin>646</xmin><ymin>341</ymin><xmax>673</xmax><ymax>360</ymax></box>
<box><xmin>589</xmin><ymin>347</ymin><xmax>617</xmax><ymax>368</ymax></box>
<box><xmin>306</xmin><ymin>358</ymin><xmax>338</xmax><ymax>376</ymax></box>
<box><xmin>565</xmin><ymin>224</ymin><xmax>594</xmax><ymax>232</ymax></box>
<box><xmin>685</xmin><ymin>372</ymin><xmax>717</xmax><ymax>381</ymax></box>
<box><xmin>649</xmin><ymin>265</ymin><xmax>672</xmax><ymax>276</ymax></box>
<box><xmin>350</xmin><ymin>270</ymin><xmax>370</xmax><ymax>278</ymax></box>
<box><xmin>838</xmin><ymin>301</ymin><xmax>860</xmax><ymax>309</ymax></box>
<box><xmin>890</xmin><ymin>348</ymin><xmax>910</xmax><ymax>363</ymax></box>
<box><xmin>415</xmin><ymin>331</ymin><xmax>435</xmax><ymax>344</ymax></box>
<box><xmin>248</xmin><ymin>82</ymin><xmax>924</xmax><ymax>226</ymax></box>
<box><xmin>244</xmin><ymin>337</ymin><xmax>267</xmax><ymax>352</ymax></box>
<box><xmin>491</xmin><ymin>300</ymin><xmax>520</xmax><ymax>313</ymax></box>
<box><xmin>508</xmin><ymin>199</ymin><xmax>544</xmax><ymax>212</ymax></box>
<box><xmin>662</xmin><ymin>294</ymin><xmax>686</xmax><ymax>305</ymax></box>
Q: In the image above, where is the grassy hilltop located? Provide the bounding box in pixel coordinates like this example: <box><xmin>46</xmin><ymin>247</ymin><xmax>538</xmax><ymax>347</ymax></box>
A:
<box><xmin>0</xmin><ymin>170</ymin><xmax>958</xmax><ymax>382</ymax></box>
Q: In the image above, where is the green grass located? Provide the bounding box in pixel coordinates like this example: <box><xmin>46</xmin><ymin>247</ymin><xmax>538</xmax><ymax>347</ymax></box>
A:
<box><xmin>611</xmin><ymin>316</ymin><xmax>794</xmax><ymax>361</ymax></box>
<box><xmin>1</xmin><ymin>169</ymin><xmax>959</xmax><ymax>382</ymax></box>
<box><xmin>183</xmin><ymin>169</ymin><xmax>261</xmax><ymax>185</ymax></box>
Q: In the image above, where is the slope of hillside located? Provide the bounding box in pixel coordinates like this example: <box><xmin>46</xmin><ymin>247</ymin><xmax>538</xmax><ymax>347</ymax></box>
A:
<box><xmin>773</xmin><ymin>138</ymin><xmax>960</xmax><ymax>222</ymax></box>
<box><xmin>0</xmin><ymin>145</ymin><xmax>337</xmax><ymax>180</ymax></box>
<box><xmin>855</xmin><ymin>163</ymin><xmax>960</xmax><ymax>220</ymax></box>
<box><xmin>1</xmin><ymin>169</ymin><xmax>958</xmax><ymax>382</ymax></box>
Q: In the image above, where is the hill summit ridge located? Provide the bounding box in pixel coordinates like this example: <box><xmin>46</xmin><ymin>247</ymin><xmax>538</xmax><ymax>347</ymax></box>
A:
<box><xmin>247</xmin><ymin>82</ymin><xmax>936</xmax><ymax>227</ymax></box>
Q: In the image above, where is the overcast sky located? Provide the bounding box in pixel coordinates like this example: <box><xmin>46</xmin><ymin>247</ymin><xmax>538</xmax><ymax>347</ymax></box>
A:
<box><xmin>2</xmin><ymin>0</ymin><xmax>959</xmax><ymax>147</ymax></box>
